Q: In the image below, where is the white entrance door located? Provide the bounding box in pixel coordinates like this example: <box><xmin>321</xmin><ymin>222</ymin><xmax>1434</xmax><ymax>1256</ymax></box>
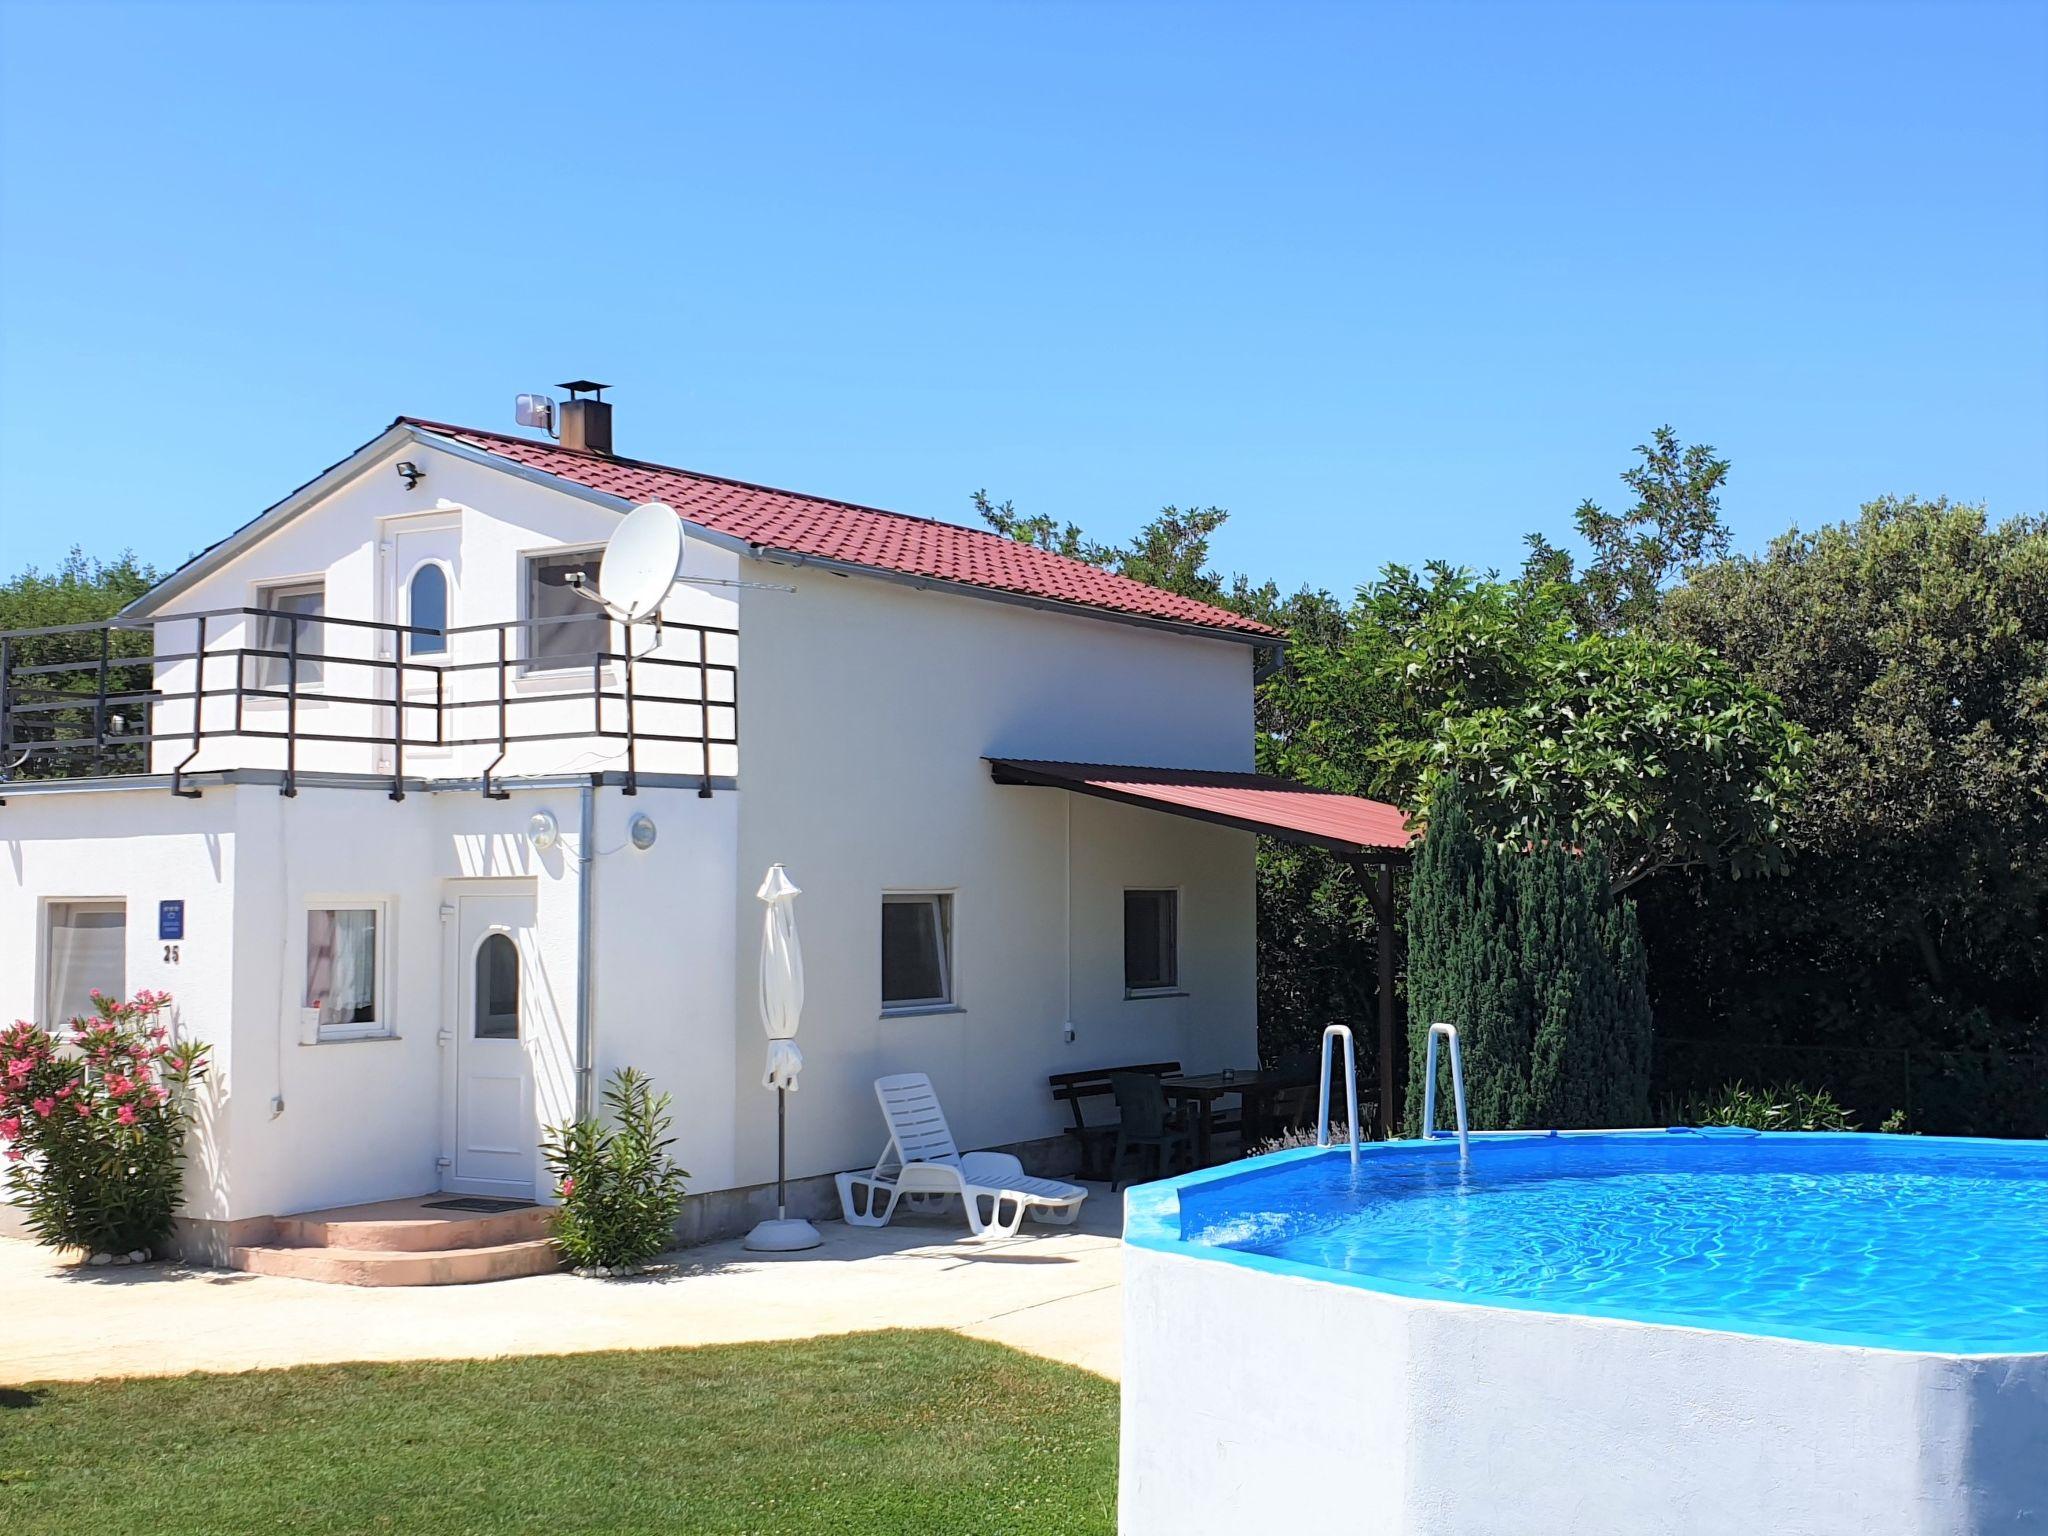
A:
<box><xmin>449</xmin><ymin>890</ymin><xmax>538</xmax><ymax>1195</ymax></box>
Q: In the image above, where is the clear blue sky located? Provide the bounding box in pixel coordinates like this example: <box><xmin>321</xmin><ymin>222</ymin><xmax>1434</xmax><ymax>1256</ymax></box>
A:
<box><xmin>2</xmin><ymin>0</ymin><xmax>2043</xmax><ymax>596</ymax></box>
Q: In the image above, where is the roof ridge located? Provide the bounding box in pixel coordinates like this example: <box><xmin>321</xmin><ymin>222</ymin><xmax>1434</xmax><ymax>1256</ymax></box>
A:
<box><xmin>401</xmin><ymin>417</ymin><xmax>1017</xmax><ymax>540</ymax></box>
<box><xmin>397</xmin><ymin>417</ymin><xmax>1281</xmax><ymax>640</ymax></box>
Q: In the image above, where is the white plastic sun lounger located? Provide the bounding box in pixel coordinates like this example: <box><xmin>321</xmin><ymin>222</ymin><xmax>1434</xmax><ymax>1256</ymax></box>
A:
<box><xmin>835</xmin><ymin>1073</ymin><xmax>1089</xmax><ymax>1238</ymax></box>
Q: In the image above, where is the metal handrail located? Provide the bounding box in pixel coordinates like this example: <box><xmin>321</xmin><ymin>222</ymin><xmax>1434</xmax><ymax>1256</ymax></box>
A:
<box><xmin>1422</xmin><ymin>1022</ymin><xmax>1470</xmax><ymax>1162</ymax></box>
<box><xmin>1316</xmin><ymin>1023</ymin><xmax>1361</xmax><ymax>1165</ymax></box>
<box><xmin>0</xmin><ymin>605</ymin><xmax>740</xmax><ymax>796</ymax></box>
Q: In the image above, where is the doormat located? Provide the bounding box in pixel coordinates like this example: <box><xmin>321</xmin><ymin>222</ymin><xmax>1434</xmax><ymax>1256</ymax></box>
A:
<box><xmin>423</xmin><ymin>1197</ymin><xmax>537</xmax><ymax>1214</ymax></box>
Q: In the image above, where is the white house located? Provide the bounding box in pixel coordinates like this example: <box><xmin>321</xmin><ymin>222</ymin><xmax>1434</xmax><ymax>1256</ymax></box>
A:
<box><xmin>2</xmin><ymin>387</ymin><xmax>1407</xmax><ymax>1279</ymax></box>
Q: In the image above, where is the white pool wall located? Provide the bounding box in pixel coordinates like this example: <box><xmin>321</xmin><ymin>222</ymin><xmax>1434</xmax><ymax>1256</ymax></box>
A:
<box><xmin>1122</xmin><ymin>1193</ymin><xmax>2048</xmax><ymax>1535</ymax></box>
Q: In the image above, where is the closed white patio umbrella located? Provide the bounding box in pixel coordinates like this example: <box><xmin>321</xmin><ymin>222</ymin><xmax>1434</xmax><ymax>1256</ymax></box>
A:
<box><xmin>744</xmin><ymin>864</ymin><xmax>821</xmax><ymax>1252</ymax></box>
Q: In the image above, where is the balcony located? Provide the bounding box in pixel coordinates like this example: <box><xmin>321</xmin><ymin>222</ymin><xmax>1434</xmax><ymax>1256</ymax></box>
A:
<box><xmin>0</xmin><ymin>605</ymin><xmax>738</xmax><ymax>800</ymax></box>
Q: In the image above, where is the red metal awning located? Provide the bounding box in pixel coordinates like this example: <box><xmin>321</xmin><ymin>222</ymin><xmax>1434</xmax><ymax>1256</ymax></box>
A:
<box><xmin>987</xmin><ymin>759</ymin><xmax>1414</xmax><ymax>859</ymax></box>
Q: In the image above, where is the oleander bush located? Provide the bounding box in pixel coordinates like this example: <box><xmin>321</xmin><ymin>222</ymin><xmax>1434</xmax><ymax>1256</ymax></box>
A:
<box><xmin>540</xmin><ymin>1067</ymin><xmax>689</xmax><ymax>1272</ymax></box>
<box><xmin>0</xmin><ymin>990</ymin><xmax>210</xmax><ymax>1258</ymax></box>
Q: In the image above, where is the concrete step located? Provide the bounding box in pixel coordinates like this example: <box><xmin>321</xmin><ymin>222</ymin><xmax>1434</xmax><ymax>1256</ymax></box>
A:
<box><xmin>228</xmin><ymin>1235</ymin><xmax>563</xmax><ymax>1287</ymax></box>
<box><xmin>275</xmin><ymin>1202</ymin><xmax>553</xmax><ymax>1253</ymax></box>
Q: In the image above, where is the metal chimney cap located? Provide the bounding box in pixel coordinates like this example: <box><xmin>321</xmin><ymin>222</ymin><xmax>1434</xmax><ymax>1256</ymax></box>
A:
<box><xmin>558</xmin><ymin>380</ymin><xmax>610</xmax><ymax>399</ymax></box>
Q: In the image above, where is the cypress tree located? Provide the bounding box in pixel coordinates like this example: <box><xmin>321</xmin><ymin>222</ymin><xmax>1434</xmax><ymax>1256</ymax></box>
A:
<box><xmin>1405</xmin><ymin>782</ymin><xmax>1653</xmax><ymax>1132</ymax></box>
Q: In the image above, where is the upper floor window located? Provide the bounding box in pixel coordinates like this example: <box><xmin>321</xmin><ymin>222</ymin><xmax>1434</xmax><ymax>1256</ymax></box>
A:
<box><xmin>44</xmin><ymin>900</ymin><xmax>126</xmax><ymax>1027</ymax></box>
<box><xmin>255</xmin><ymin>580</ymin><xmax>326</xmax><ymax>689</ymax></box>
<box><xmin>882</xmin><ymin>893</ymin><xmax>954</xmax><ymax>1013</ymax></box>
<box><xmin>524</xmin><ymin>549</ymin><xmax>606</xmax><ymax>671</ymax></box>
<box><xmin>1124</xmin><ymin>889</ymin><xmax>1180</xmax><ymax>995</ymax></box>
<box><xmin>407</xmin><ymin>564</ymin><xmax>448</xmax><ymax>657</ymax></box>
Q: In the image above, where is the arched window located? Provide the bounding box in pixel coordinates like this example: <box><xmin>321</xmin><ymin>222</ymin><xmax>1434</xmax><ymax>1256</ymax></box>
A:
<box><xmin>408</xmin><ymin>565</ymin><xmax>448</xmax><ymax>656</ymax></box>
<box><xmin>474</xmin><ymin>932</ymin><xmax>519</xmax><ymax>1039</ymax></box>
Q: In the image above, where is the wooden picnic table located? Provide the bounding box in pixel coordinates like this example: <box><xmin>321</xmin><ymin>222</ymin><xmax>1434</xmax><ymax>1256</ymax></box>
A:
<box><xmin>1158</xmin><ymin>1066</ymin><xmax>1316</xmax><ymax>1166</ymax></box>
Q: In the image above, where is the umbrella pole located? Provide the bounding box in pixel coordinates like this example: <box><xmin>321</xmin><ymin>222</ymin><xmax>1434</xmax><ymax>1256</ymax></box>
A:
<box><xmin>776</xmin><ymin>1084</ymin><xmax>788</xmax><ymax>1220</ymax></box>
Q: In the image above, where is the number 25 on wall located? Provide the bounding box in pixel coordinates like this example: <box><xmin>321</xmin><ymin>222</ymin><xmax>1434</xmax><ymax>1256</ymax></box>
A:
<box><xmin>163</xmin><ymin>944</ymin><xmax>181</xmax><ymax>964</ymax></box>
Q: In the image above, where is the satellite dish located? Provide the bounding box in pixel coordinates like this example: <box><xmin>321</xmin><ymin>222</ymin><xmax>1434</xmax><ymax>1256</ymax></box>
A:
<box><xmin>598</xmin><ymin>501</ymin><xmax>684</xmax><ymax>622</ymax></box>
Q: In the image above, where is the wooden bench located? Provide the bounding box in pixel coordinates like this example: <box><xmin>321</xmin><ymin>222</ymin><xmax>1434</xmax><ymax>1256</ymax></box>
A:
<box><xmin>1048</xmin><ymin>1062</ymin><xmax>1180</xmax><ymax>1181</ymax></box>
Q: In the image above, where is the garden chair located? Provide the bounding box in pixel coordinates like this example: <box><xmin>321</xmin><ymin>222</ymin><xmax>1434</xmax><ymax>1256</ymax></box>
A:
<box><xmin>836</xmin><ymin>1073</ymin><xmax>1089</xmax><ymax>1238</ymax></box>
<box><xmin>1109</xmin><ymin>1072</ymin><xmax>1193</xmax><ymax>1192</ymax></box>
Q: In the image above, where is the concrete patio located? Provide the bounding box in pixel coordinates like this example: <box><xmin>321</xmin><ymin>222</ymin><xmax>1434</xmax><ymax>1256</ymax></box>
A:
<box><xmin>0</xmin><ymin>1187</ymin><xmax>1124</xmax><ymax>1385</ymax></box>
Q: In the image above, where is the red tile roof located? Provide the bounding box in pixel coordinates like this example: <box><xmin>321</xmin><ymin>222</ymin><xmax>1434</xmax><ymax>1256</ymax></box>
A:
<box><xmin>987</xmin><ymin>759</ymin><xmax>1417</xmax><ymax>856</ymax></box>
<box><xmin>404</xmin><ymin>420</ymin><xmax>1279</xmax><ymax>640</ymax></box>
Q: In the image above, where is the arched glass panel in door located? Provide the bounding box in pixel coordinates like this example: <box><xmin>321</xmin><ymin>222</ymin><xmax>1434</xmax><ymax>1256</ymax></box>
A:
<box><xmin>407</xmin><ymin>564</ymin><xmax>448</xmax><ymax>655</ymax></box>
<box><xmin>474</xmin><ymin>932</ymin><xmax>519</xmax><ymax>1039</ymax></box>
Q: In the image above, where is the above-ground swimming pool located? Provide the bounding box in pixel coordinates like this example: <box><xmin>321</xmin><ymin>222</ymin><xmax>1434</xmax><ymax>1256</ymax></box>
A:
<box><xmin>1120</xmin><ymin>1131</ymin><xmax>2048</xmax><ymax>1536</ymax></box>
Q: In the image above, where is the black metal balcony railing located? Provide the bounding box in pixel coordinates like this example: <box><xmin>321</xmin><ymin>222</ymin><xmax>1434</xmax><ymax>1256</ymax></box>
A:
<box><xmin>0</xmin><ymin>606</ymin><xmax>739</xmax><ymax>801</ymax></box>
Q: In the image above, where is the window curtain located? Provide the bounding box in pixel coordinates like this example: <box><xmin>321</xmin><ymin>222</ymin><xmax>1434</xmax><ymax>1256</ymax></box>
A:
<box><xmin>45</xmin><ymin>903</ymin><xmax>126</xmax><ymax>1027</ymax></box>
<box><xmin>306</xmin><ymin>909</ymin><xmax>377</xmax><ymax>1029</ymax></box>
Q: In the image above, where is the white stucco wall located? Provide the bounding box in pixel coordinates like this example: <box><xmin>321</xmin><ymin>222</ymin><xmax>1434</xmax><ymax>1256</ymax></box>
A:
<box><xmin>0</xmin><ymin>789</ymin><xmax>240</xmax><ymax>1218</ymax></box>
<box><xmin>8</xmin><ymin>430</ymin><xmax>1265</xmax><ymax>1222</ymax></box>
<box><xmin>1122</xmin><ymin>1242</ymin><xmax>2048</xmax><ymax>1535</ymax></box>
<box><xmin>146</xmin><ymin>439</ymin><xmax>739</xmax><ymax>786</ymax></box>
<box><xmin>731</xmin><ymin>561</ymin><xmax>1261</xmax><ymax>1188</ymax></box>
<box><xmin>2</xmin><ymin>778</ymin><xmax>736</xmax><ymax>1221</ymax></box>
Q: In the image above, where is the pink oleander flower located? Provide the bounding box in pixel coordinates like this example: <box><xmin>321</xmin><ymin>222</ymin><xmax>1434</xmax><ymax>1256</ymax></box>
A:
<box><xmin>560</xmin><ymin>1176</ymin><xmax>576</xmax><ymax>1199</ymax></box>
<box><xmin>74</xmin><ymin>1101</ymin><xmax>90</xmax><ymax>1117</ymax></box>
<box><xmin>105</xmin><ymin>1074</ymin><xmax>132</xmax><ymax>1098</ymax></box>
<box><xmin>4</xmin><ymin>1148</ymin><xmax>22</xmax><ymax>1163</ymax></box>
<box><xmin>115</xmin><ymin>1104</ymin><xmax>137</xmax><ymax>1125</ymax></box>
<box><xmin>56</xmin><ymin>1083</ymin><xmax>74</xmax><ymax>1099</ymax></box>
<box><xmin>0</xmin><ymin>1116</ymin><xmax>20</xmax><ymax>1141</ymax></box>
<box><xmin>31</xmin><ymin>1098</ymin><xmax>54</xmax><ymax>1118</ymax></box>
<box><xmin>5</xmin><ymin>1058</ymin><xmax>30</xmax><ymax>1081</ymax></box>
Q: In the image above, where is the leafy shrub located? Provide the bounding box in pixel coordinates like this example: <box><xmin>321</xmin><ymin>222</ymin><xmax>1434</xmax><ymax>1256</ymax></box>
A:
<box><xmin>540</xmin><ymin>1068</ymin><xmax>689</xmax><ymax>1271</ymax></box>
<box><xmin>0</xmin><ymin>991</ymin><xmax>210</xmax><ymax>1257</ymax></box>
<box><xmin>1665</xmin><ymin>1080</ymin><xmax>1857</xmax><ymax>1132</ymax></box>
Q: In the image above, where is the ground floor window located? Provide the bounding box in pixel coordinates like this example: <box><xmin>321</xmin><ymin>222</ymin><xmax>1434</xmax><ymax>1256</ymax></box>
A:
<box><xmin>881</xmin><ymin>893</ymin><xmax>953</xmax><ymax>1012</ymax></box>
<box><xmin>43</xmin><ymin>900</ymin><xmax>126</xmax><ymax>1027</ymax></box>
<box><xmin>304</xmin><ymin>903</ymin><xmax>386</xmax><ymax>1039</ymax></box>
<box><xmin>1124</xmin><ymin>889</ymin><xmax>1180</xmax><ymax>995</ymax></box>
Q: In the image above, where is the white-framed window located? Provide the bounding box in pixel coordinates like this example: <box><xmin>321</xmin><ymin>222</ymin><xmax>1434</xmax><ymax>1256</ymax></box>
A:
<box><xmin>1124</xmin><ymin>888</ymin><xmax>1180</xmax><ymax>995</ymax></box>
<box><xmin>473</xmin><ymin>931</ymin><xmax>520</xmax><ymax>1039</ymax></box>
<box><xmin>881</xmin><ymin>893</ymin><xmax>954</xmax><ymax>1013</ymax></box>
<box><xmin>521</xmin><ymin>548</ymin><xmax>606</xmax><ymax>672</ymax></box>
<box><xmin>406</xmin><ymin>563</ymin><xmax>449</xmax><ymax>658</ymax></box>
<box><xmin>43</xmin><ymin>900</ymin><xmax>126</xmax><ymax>1027</ymax></box>
<box><xmin>253</xmin><ymin>579</ymin><xmax>326</xmax><ymax>689</ymax></box>
<box><xmin>302</xmin><ymin>901</ymin><xmax>390</xmax><ymax>1041</ymax></box>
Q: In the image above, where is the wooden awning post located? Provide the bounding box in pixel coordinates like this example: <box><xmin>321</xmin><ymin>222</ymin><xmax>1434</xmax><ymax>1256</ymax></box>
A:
<box><xmin>1367</xmin><ymin>862</ymin><xmax>1397</xmax><ymax>1140</ymax></box>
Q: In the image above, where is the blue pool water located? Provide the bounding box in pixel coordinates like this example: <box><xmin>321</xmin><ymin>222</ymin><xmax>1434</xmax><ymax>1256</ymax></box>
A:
<box><xmin>1130</xmin><ymin>1131</ymin><xmax>2048</xmax><ymax>1353</ymax></box>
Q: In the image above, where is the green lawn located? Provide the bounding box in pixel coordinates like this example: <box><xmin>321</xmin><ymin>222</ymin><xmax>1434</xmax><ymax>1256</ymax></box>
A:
<box><xmin>0</xmin><ymin>1330</ymin><xmax>1117</xmax><ymax>1535</ymax></box>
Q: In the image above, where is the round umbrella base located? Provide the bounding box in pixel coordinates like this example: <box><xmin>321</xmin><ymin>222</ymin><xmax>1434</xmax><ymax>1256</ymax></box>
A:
<box><xmin>743</xmin><ymin>1217</ymin><xmax>822</xmax><ymax>1253</ymax></box>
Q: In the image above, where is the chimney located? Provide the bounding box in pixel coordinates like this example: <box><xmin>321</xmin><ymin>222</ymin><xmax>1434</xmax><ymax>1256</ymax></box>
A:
<box><xmin>557</xmin><ymin>379</ymin><xmax>613</xmax><ymax>454</ymax></box>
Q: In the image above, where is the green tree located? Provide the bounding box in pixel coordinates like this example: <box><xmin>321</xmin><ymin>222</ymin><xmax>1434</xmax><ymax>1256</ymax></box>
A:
<box><xmin>1645</xmin><ymin>497</ymin><xmax>2048</xmax><ymax>1134</ymax></box>
<box><xmin>973</xmin><ymin>489</ymin><xmax>1232</xmax><ymax>605</ymax></box>
<box><xmin>1266</xmin><ymin>567</ymin><xmax>1806</xmax><ymax>892</ymax></box>
<box><xmin>0</xmin><ymin>548</ymin><xmax>158</xmax><ymax>777</ymax></box>
<box><xmin>1406</xmin><ymin>782</ymin><xmax>1652</xmax><ymax>1130</ymax></box>
<box><xmin>1522</xmin><ymin>425</ymin><xmax>1732</xmax><ymax>632</ymax></box>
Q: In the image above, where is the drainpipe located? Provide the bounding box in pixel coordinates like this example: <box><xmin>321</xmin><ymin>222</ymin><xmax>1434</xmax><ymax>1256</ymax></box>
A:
<box><xmin>575</xmin><ymin>779</ymin><xmax>597</xmax><ymax>1121</ymax></box>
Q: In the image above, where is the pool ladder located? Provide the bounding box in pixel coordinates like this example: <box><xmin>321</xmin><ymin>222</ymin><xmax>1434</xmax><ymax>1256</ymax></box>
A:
<box><xmin>1423</xmin><ymin>1022</ymin><xmax>1471</xmax><ymax>1162</ymax></box>
<box><xmin>1318</xmin><ymin>1021</ymin><xmax>1472</xmax><ymax>1164</ymax></box>
<box><xmin>1315</xmin><ymin>1024</ymin><xmax>1362</xmax><ymax>1165</ymax></box>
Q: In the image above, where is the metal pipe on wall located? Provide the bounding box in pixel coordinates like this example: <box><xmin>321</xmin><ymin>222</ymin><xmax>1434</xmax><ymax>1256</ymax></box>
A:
<box><xmin>575</xmin><ymin>779</ymin><xmax>597</xmax><ymax>1121</ymax></box>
